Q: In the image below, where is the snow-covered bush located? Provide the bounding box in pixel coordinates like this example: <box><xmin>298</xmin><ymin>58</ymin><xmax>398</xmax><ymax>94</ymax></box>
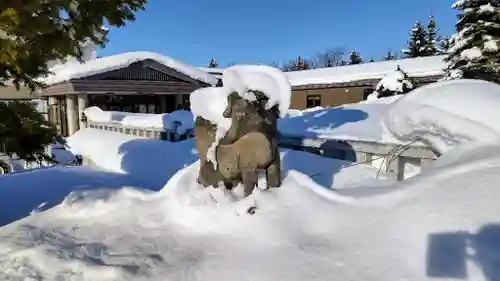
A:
<box><xmin>367</xmin><ymin>66</ymin><xmax>413</xmax><ymax>101</ymax></box>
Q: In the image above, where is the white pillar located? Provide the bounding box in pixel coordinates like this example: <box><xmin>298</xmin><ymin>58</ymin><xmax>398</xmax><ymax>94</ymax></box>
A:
<box><xmin>48</xmin><ymin>96</ymin><xmax>57</xmax><ymax>106</ymax></box>
<box><xmin>66</xmin><ymin>95</ymin><xmax>78</xmax><ymax>136</ymax></box>
<box><xmin>47</xmin><ymin>96</ymin><xmax>57</xmax><ymax>123</ymax></box>
<box><xmin>77</xmin><ymin>93</ymin><xmax>88</xmax><ymax>130</ymax></box>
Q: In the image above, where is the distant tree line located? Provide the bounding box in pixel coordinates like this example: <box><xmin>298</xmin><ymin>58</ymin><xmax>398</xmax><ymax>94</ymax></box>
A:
<box><xmin>263</xmin><ymin>15</ymin><xmax>450</xmax><ymax>72</ymax></box>
<box><xmin>211</xmin><ymin>0</ymin><xmax>500</xmax><ymax>85</ymax></box>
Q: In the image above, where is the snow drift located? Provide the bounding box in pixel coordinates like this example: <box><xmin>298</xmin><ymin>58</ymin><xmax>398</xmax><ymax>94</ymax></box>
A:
<box><xmin>222</xmin><ymin>64</ymin><xmax>292</xmax><ymax>117</ymax></box>
<box><xmin>383</xmin><ymin>79</ymin><xmax>500</xmax><ymax>153</ymax></box>
<box><xmin>4</xmin><ymin>78</ymin><xmax>500</xmax><ymax>280</ymax></box>
<box><xmin>1</xmin><ymin>137</ymin><xmax>500</xmax><ymax>280</ymax></box>
<box><xmin>66</xmin><ymin>128</ymin><xmax>198</xmax><ymax>186</ymax></box>
<box><xmin>278</xmin><ymin>96</ymin><xmax>401</xmax><ymax>143</ymax></box>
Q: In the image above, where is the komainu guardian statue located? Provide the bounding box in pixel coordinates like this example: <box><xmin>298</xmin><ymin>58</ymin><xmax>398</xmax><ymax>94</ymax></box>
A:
<box><xmin>190</xmin><ymin>65</ymin><xmax>290</xmax><ymax>197</ymax></box>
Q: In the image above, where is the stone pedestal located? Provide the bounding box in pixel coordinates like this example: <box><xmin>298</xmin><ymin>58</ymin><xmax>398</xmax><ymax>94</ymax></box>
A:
<box><xmin>77</xmin><ymin>94</ymin><xmax>88</xmax><ymax>130</ymax></box>
<box><xmin>66</xmin><ymin>95</ymin><xmax>78</xmax><ymax>136</ymax></box>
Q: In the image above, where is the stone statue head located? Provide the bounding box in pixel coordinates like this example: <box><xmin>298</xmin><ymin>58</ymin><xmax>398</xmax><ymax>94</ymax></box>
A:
<box><xmin>223</xmin><ymin>92</ymin><xmax>263</xmax><ymax>126</ymax></box>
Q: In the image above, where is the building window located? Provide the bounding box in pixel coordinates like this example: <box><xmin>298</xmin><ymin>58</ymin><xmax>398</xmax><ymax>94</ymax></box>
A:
<box><xmin>306</xmin><ymin>95</ymin><xmax>321</xmax><ymax>108</ymax></box>
<box><xmin>363</xmin><ymin>88</ymin><xmax>373</xmax><ymax>100</ymax></box>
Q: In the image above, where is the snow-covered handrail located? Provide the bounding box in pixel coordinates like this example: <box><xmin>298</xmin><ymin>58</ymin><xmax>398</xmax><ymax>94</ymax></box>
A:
<box><xmin>85</xmin><ymin>120</ymin><xmax>194</xmax><ymax>142</ymax></box>
<box><xmin>278</xmin><ymin>135</ymin><xmax>438</xmax><ymax>181</ymax></box>
<box><xmin>84</xmin><ymin>120</ymin><xmax>437</xmax><ymax>181</ymax></box>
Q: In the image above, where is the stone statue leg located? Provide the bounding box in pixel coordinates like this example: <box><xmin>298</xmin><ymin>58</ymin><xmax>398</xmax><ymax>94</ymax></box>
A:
<box><xmin>223</xmin><ymin>178</ymin><xmax>242</xmax><ymax>190</ymax></box>
<box><xmin>266</xmin><ymin>145</ymin><xmax>282</xmax><ymax>188</ymax></box>
<box><xmin>198</xmin><ymin>161</ymin><xmax>220</xmax><ymax>187</ymax></box>
<box><xmin>242</xmin><ymin>170</ymin><xmax>258</xmax><ymax>196</ymax></box>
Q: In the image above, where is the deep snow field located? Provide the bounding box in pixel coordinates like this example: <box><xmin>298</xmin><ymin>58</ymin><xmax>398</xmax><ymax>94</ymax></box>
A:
<box><xmin>1</xmin><ymin>79</ymin><xmax>500</xmax><ymax>280</ymax></box>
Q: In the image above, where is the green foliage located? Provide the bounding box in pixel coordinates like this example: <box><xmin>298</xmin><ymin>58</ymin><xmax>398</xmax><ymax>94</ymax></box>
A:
<box><xmin>0</xmin><ymin>101</ymin><xmax>60</xmax><ymax>163</ymax></box>
<box><xmin>384</xmin><ymin>51</ymin><xmax>396</xmax><ymax>60</ymax></box>
<box><xmin>403</xmin><ymin>21</ymin><xmax>428</xmax><ymax>58</ymax></box>
<box><xmin>424</xmin><ymin>15</ymin><xmax>440</xmax><ymax>56</ymax></box>
<box><xmin>445</xmin><ymin>0</ymin><xmax>500</xmax><ymax>82</ymax></box>
<box><xmin>348</xmin><ymin>50</ymin><xmax>363</xmax><ymax>65</ymax></box>
<box><xmin>439</xmin><ymin>36</ymin><xmax>452</xmax><ymax>54</ymax></box>
<box><xmin>208</xmin><ymin>58</ymin><xmax>218</xmax><ymax>68</ymax></box>
<box><xmin>0</xmin><ymin>0</ymin><xmax>147</xmax><ymax>90</ymax></box>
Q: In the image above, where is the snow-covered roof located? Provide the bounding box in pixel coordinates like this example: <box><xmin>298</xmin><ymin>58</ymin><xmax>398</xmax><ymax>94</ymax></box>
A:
<box><xmin>198</xmin><ymin>67</ymin><xmax>225</xmax><ymax>74</ymax></box>
<box><xmin>197</xmin><ymin>66</ymin><xmax>225</xmax><ymax>79</ymax></box>
<box><xmin>286</xmin><ymin>55</ymin><xmax>448</xmax><ymax>87</ymax></box>
<box><xmin>43</xmin><ymin>51</ymin><xmax>219</xmax><ymax>86</ymax></box>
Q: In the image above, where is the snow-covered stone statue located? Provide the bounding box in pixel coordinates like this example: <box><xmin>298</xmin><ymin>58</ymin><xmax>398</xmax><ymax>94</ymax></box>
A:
<box><xmin>367</xmin><ymin>65</ymin><xmax>413</xmax><ymax>101</ymax></box>
<box><xmin>191</xmin><ymin>65</ymin><xmax>290</xmax><ymax>197</ymax></box>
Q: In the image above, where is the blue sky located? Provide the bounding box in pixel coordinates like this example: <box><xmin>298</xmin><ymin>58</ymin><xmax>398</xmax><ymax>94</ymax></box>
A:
<box><xmin>98</xmin><ymin>0</ymin><xmax>458</xmax><ymax>67</ymax></box>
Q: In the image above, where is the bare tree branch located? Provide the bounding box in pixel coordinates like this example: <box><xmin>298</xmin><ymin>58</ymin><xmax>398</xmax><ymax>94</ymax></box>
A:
<box><xmin>315</xmin><ymin>47</ymin><xmax>346</xmax><ymax>67</ymax></box>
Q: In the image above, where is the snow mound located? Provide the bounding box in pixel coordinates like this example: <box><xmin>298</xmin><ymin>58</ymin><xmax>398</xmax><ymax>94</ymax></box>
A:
<box><xmin>223</xmin><ymin>65</ymin><xmax>292</xmax><ymax>117</ymax></box>
<box><xmin>278</xmin><ymin>99</ymin><xmax>400</xmax><ymax>144</ymax></box>
<box><xmin>0</xmin><ymin>166</ymin><xmax>147</xmax><ymax>227</ymax></box>
<box><xmin>383</xmin><ymin>79</ymin><xmax>500</xmax><ymax>153</ymax></box>
<box><xmin>189</xmin><ymin>87</ymin><xmax>232</xmax><ymax>166</ymax></box>
<box><xmin>360</xmin><ymin>95</ymin><xmax>403</xmax><ymax>105</ymax></box>
<box><xmin>44</xmin><ymin>51</ymin><xmax>219</xmax><ymax>86</ymax></box>
<box><xmin>2</xmin><ymin>141</ymin><xmax>500</xmax><ymax>280</ymax></box>
<box><xmin>66</xmin><ymin>129</ymin><xmax>198</xmax><ymax>186</ymax></box>
<box><xmin>189</xmin><ymin>87</ymin><xmax>231</xmax><ymax>131</ymax></box>
<box><xmin>84</xmin><ymin>107</ymin><xmax>194</xmax><ymax>135</ymax></box>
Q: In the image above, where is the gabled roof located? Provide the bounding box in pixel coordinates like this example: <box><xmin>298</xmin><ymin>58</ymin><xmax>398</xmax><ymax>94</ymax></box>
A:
<box><xmin>285</xmin><ymin>55</ymin><xmax>448</xmax><ymax>87</ymax></box>
<box><xmin>43</xmin><ymin>51</ymin><xmax>219</xmax><ymax>86</ymax></box>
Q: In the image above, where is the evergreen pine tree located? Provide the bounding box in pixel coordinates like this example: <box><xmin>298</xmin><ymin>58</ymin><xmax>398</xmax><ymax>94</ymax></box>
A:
<box><xmin>384</xmin><ymin>51</ymin><xmax>396</xmax><ymax>60</ymax></box>
<box><xmin>445</xmin><ymin>0</ymin><xmax>500</xmax><ymax>82</ymax></box>
<box><xmin>208</xmin><ymin>58</ymin><xmax>218</xmax><ymax>68</ymax></box>
<box><xmin>403</xmin><ymin>22</ymin><xmax>429</xmax><ymax>58</ymax></box>
<box><xmin>0</xmin><ymin>0</ymin><xmax>147</xmax><ymax>90</ymax></box>
<box><xmin>338</xmin><ymin>59</ymin><xmax>348</xmax><ymax>66</ymax></box>
<box><xmin>438</xmin><ymin>36</ymin><xmax>452</xmax><ymax>54</ymax></box>
<box><xmin>0</xmin><ymin>0</ymin><xmax>146</xmax><ymax>162</ymax></box>
<box><xmin>369</xmin><ymin>57</ymin><xmax>375</xmax><ymax>63</ymax></box>
<box><xmin>0</xmin><ymin>101</ymin><xmax>60</xmax><ymax>163</ymax></box>
<box><xmin>424</xmin><ymin>15</ymin><xmax>440</xmax><ymax>56</ymax></box>
<box><xmin>348</xmin><ymin>50</ymin><xmax>363</xmax><ymax>64</ymax></box>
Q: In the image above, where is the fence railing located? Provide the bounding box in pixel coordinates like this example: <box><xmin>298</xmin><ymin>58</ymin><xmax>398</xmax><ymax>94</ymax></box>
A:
<box><xmin>83</xmin><ymin>121</ymin><xmax>438</xmax><ymax>181</ymax></box>
<box><xmin>278</xmin><ymin>136</ymin><xmax>438</xmax><ymax>181</ymax></box>
<box><xmin>85</xmin><ymin>121</ymin><xmax>194</xmax><ymax>142</ymax></box>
